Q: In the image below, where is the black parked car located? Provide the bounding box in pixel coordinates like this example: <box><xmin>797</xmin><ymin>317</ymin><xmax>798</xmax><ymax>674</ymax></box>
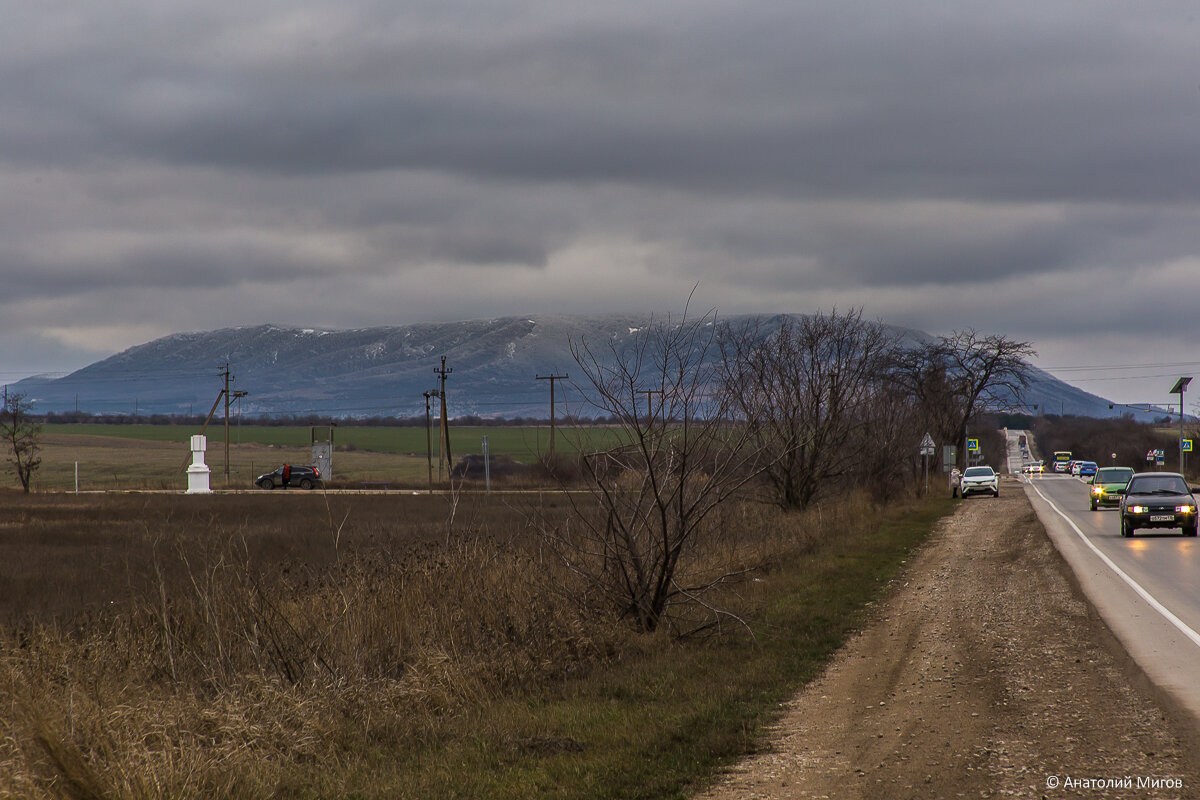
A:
<box><xmin>255</xmin><ymin>464</ymin><xmax>322</xmax><ymax>490</ymax></box>
<box><xmin>1119</xmin><ymin>472</ymin><xmax>1198</xmax><ymax>537</ymax></box>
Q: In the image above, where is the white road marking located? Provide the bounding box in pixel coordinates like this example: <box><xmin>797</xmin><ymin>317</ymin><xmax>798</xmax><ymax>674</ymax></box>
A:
<box><xmin>1027</xmin><ymin>479</ymin><xmax>1200</xmax><ymax>650</ymax></box>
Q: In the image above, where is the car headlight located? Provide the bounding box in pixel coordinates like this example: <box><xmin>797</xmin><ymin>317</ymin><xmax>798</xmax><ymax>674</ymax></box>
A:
<box><xmin>1178</xmin><ymin>505</ymin><xmax>1196</xmax><ymax>514</ymax></box>
<box><xmin>1128</xmin><ymin>505</ymin><xmax>1148</xmax><ymax>514</ymax></box>
<box><xmin>1091</xmin><ymin>486</ymin><xmax>1103</xmax><ymax>496</ymax></box>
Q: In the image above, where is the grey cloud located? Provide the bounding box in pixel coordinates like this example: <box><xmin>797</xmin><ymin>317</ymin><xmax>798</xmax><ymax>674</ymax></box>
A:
<box><xmin>5</xmin><ymin>0</ymin><xmax>1200</xmax><ymax>405</ymax></box>
<box><xmin>8</xmin><ymin>0</ymin><xmax>1199</xmax><ymax>204</ymax></box>
<box><xmin>1</xmin><ymin>235</ymin><xmax>332</xmax><ymax>302</ymax></box>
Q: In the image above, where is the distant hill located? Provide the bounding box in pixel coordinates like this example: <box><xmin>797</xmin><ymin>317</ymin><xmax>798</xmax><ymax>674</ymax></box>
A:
<box><xmin>10</xmin><ymin>315</ymin><xmax>1122</xmax><ymax>419</ymax></box>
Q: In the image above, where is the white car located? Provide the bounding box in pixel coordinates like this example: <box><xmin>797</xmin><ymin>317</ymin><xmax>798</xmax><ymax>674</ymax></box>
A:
<box><xmin>959</xmin><ymin>466</ymin><xmax>999</xmax><ymax>498</ymax></box>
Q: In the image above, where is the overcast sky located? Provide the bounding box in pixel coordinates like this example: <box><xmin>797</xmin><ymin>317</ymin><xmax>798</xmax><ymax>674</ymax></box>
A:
<box><xmin>4</xmin><ymin>0</ymin><xmax>1200</xmax><ymax>407</ymax></box>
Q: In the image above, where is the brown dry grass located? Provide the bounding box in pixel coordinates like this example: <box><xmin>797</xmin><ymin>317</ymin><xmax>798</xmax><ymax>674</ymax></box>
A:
<box><xmin>0</xmin><ymin>466</ymin><xmax>919</xmax><ymax>800</ymax></box>
<box><xmin>0</xmin><ymin>492</ymin><xmax>462</xmax><ymax>625</ymax></box>
<box><xmin>0</xmin><ymin>484</ymin><xmax>818</xmax><ymax>798</ymax></box>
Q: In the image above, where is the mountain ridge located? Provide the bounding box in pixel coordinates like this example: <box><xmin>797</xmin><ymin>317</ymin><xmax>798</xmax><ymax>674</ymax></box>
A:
<box><xmin>10</xmin><ymin>314</ymin><xmax>1120</xmax><ymax>419</ymax></box>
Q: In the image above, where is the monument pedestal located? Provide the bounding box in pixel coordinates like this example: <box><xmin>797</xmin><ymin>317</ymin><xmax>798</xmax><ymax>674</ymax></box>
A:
<box><xmin>186</xmin><ymin>435</ymin><xmax>211</xmax><ymax>494</ymax></box>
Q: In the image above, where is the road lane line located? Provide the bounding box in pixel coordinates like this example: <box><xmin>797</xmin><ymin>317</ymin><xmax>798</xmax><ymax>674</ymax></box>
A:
<box><xmin>1027</xmin><ymin>478</ymin><xmax>1200</xmax><ymax>650</ymax></box>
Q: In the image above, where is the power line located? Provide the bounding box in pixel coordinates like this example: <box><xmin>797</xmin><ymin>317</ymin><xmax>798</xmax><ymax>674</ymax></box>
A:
<box><xmin>1039</xmin><ymin>360</ymin><xmax>1200</xmax><ymax>373</ymax></box>
<box><xmin>1045</xmin><ymin>372</ymin><xmax>1200</xmax><ymax>385</ymax></box>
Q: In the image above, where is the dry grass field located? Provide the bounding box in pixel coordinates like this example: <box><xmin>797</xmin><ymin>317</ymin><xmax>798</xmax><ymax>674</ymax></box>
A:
<box><xmin>0</xmin><ymin>491</ymin><xmax>473</xmax><ymax>625</ymax></box>
<box><xmin>0</xmin><ymin>433</ymin><xmax>952</xmax><ymax>798</ymax></box>
<box><xmin>0</xmin><ymin>487</ymin><xmax>635</xmax><ymax>797</ymax></box>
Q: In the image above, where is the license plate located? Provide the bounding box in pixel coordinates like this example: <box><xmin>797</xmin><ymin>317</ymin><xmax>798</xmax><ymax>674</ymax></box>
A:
<box><xmin>1150</xmin><ymin>514</ymin><xmax>1175</xmax><ymax>522</ymax></box>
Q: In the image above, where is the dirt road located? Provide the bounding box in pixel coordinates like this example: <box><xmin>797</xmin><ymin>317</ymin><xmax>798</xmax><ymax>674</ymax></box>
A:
<box><xmin>697</xmin><ymin>488</ymin><xmax>1200</xmax><ymax>799</ymax></box>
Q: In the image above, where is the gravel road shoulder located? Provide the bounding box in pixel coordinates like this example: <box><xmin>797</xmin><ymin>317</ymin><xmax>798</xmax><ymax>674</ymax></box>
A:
<box><xmin>696</xmin><ymin>487</ymin><xmax>1200</xmax><ymax>799</ymax></box>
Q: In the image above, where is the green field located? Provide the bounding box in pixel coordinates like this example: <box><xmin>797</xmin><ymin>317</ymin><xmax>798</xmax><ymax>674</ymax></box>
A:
<box><xmin>40</xmin><ymin>423</ymin><xmax>628</xmax><ymax>459</ymax></box>
<box><xmin>24</xmin><ymin>424</ymin><xmax>633</xmax><ymax>492</ymax></box>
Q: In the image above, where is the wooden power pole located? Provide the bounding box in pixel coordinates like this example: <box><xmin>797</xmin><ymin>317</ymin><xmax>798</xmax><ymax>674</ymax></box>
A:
<box><xmin>434</xmin><ymin>357</ymin><xmax>453</xmax><ymax>478</ymax></box>
<box><xmin>537</xmin><ymin>373</ymin><xmax>568</xmax><ymax>461</ymax></box>
<box><xmin>641</xmin><ymin>388</ymin><xmax>663</xmax><ymax>423</ymax></box>
<box><xmin>221</xmin><ymin>364</ymin><xmax>231</xmax><ymax>484</ymax></box>
<box><xmin>216</xmin><ymin>364</ymin><xmax>247</xmax><ymax>485</ymax></box>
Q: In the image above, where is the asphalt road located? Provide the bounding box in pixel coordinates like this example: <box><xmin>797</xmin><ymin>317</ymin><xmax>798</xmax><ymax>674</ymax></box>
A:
<box><xmin>1010</xmin><ymin>429</ymin><xmax>1200</xmax><ymax>725</ymax></box>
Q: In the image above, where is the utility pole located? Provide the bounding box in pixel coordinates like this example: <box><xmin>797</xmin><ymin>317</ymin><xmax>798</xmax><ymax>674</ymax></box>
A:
<box><xmin>434</xmin><ymin>357</ymin><xmax>453</xmax><ymax>478</ymax></box>
<box><xmin>537</xmin><ymin>373</ymin><xmax>568</xmax><ymax>461</ymax></box>
<box><xmin>220</xmin><ymin>365</ymin><xmax>231</xmax><ymax>484</ymax></box>
<box><xmin>179</xmin><ymin>371</ymin><xmax>243</xmax><ymax>482</ymax></box>
<box><xmin>1172</xmin><ymin>377</ymin><xmax>1192</xmax><ymax>475</ymax></box>
<box><xmin>423</xmin><ymin>390</ymin><xmax>437</xmax><ymax>489</ymax></box>
<box><xmin>641</xmin><ymin>388</ymin><xmax>663</xmax><ymax>423</ymax></box>
<box><xmin>962</xmin><ymin>423</ymin><xmax>969</xmax><ymax>470</ymax></box>
<box><xmin>218</xmin><ymin>365</ymin><xmax>247</xmax><ymax>485</ymax></box>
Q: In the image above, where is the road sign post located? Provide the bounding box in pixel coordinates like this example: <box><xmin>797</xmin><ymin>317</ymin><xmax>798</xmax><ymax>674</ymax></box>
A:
<box><xmin>943</xmin><ymin>445</ymin><xmax>957</xmax><ymax>471</ymax></box>
<box><xmin>919</xmin><ymin>433</ymin><xmax>936</xmax><ymax>493</ymax></box>
<box><xmin>1172</xmin><ymin>377</ymin><xmax>1192</xmax><ymax>475</ymax></box>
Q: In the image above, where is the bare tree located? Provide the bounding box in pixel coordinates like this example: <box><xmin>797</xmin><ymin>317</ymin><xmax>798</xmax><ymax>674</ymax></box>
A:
<box><xmin>1</xmin><ymin>393</ymin><xmax>42</xmax><ymax>493</ymax></box>
<box><xmin>906</xmin><ymin>331</ymin><xmax>1035</xmax><ymax>467</ymax></box>
<box><xmin>544</xmin><ymin>307</ymin><xmax>767</xmax><ymax>633</ymax></box>
<box><xmin>850</xmin><ymin>381</ymin><xmax>926</xmax><ymax>500</ymax></box>
<box><xmin>887</xmin><ymin>330</ymin><xmax>1035</xmax><ymax>467</ymax></box>
<box><xmin>944</xmin><ymin>329</ymin><xmax>1035</xmax><ymax>421</ymax></box>
<box><xmin>719</xmin><ymin>310</ymin><xmax>899</xmax><ymax>510</ymax></box>
<box><xmin>885</xmin><ymin>339</ymin><xmax>963</xmax><ymax>472</ymax></box>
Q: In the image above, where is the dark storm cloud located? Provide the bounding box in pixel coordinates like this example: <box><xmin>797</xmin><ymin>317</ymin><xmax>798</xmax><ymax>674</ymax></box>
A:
<box><xmin>11</xmin><ymin>0</ymin><xmax>1199</xmax><ymax>202</ymax></box>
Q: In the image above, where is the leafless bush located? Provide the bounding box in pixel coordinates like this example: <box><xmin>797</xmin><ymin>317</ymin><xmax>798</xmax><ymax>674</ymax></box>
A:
<box><xmin>720</xmin><ymin>309</ymin><xmax>899</xmax><ymax>510</ymax></box>
<box><xmin>539</xmin><ymin>305</ymin><xmax>769</xmax><ymax>634</ymax></box>
<box><xmin>0</xmin><ymin>393</ymin><xmax>41</xmax><ymax>493</ymax></box>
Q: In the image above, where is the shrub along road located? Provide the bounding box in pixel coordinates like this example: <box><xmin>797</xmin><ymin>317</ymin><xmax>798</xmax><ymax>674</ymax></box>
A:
<box><xmin>696</xmin><ymin>487</ymin><xmax>1200</xmax><ymax>799</ymax></box>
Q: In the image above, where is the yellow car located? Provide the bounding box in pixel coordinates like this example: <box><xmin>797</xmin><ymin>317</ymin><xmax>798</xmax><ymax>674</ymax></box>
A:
<box><xmin>1089</xmin><ymin>466</ymin><xmax>1133</xmax><ymax>510</ymax></box>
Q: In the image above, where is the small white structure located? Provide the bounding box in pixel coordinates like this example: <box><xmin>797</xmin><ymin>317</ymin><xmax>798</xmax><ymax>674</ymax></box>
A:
<box><xmin>311</xmin><ymin>425</ymin><xmax>333</xmax><ymax>481</ymax></box>
<box><xmin>186</xmin><ymin>434</ymin><xmax>212</xmax><ymax>494</ymax></box>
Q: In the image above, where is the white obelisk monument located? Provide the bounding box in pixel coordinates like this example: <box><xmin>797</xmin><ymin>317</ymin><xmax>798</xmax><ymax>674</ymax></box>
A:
<box><xmin>186</xmin><ymin>434</ymin><xmax>212</xmax><ymax>494</ymax></box>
